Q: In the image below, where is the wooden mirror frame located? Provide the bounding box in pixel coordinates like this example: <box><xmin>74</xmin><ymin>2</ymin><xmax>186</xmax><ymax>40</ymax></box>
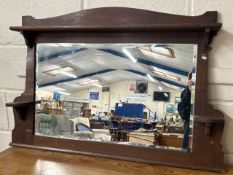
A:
<box><xmin>7</xmin><ymin>7</ymin><xmax>224</xmax><ymax>172</ymax></box>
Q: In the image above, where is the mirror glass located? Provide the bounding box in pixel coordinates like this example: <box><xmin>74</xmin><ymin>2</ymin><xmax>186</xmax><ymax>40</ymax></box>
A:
<box><xmin>35</xmin><ymin>43</ymin><xmax>197</xmax><ymax>151</ymax></box>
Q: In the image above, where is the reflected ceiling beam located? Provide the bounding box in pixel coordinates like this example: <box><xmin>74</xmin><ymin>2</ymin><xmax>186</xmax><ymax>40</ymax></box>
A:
<box><xmin>98</xmin><ymin>49</ymin><xmax>189</xmax><ymax>76</ymax></box>
<box><xmin>38</xmin><ymin>48</ymin><xmax>88</xmax><ymax>62</ymax></box>
<box><xmin>38</xmin><ymin>47</ymin><xmax>190</xmax><ymax>77</ymax></box>
<box><xmin>125</xmin><ymin>69</ymin><xmax>186</xmax><ymax>88</ymax></box>
<box><xmin>38</xmin><ymin>69</ymin><xmax>115</xmax><ymax>88</ymax></box>
<box><xmin>39</xmin><ymin>68</ymin><xmax>186</xmax><ymax>88</ymax></box>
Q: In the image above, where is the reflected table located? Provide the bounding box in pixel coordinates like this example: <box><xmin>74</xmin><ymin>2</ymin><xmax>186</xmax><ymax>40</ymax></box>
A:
<box><xmin>160</xmin><ymin>133</ymin><xmax>192</xmax><ymax>148</ymax></box>
<box><xmin>128</xmin><ymin>131</ymin><xmax>156</xmax><ymax>145</ymax></box>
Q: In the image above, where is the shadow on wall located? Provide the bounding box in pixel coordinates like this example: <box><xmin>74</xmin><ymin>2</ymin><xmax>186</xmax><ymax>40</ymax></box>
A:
<box><xmin>209</xmin><ymin>30</ymin><xmax>233</xmax><ymax>69</ymax></box>
<box><xmin>210</xmin><ymin>103</ymin><xmax>233</xmax><ymax>162</ymax></box>
<box><xmin>207</xmin><ymin>29</ymin><xmax>233</xmax><ymax>164</ymax></box>
<box><xmin>222</xmin><ymin>115</ymin><xmax>233</xmax><ymax>163</ymax></box>
<box><xmin>0</xmin><ymin>131</ymin><xmax>12</xmax><ymax>152</ymax></box>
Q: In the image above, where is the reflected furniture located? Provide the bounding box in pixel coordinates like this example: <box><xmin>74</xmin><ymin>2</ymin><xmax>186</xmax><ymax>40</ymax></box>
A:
<box><xmin>62</xmin><ymin>101</ymin><xmax>83</xmax><ymax>118</ymax></box>
<box><xmin>160</xmin><ymin>133</ymin><xmax>192</xmax><ymax>148</ymax></box>
<box><xmin>37</xmin><ymin>99</ymin><xmax>63</xmax><ymax>115</ymax></box>
<box><xmin>109</xmin><ymin>118</ymin><xmax>153</xmax><ymax>142</ymax></box>
<box><xmin>7</xmin><ymin>7</ymin><xmax>224</xmax><ymax>172</ymax></box>
<box><xmin>128</xmin><ymin>131</ymin><xmax>157</xmax><ymax>145</ymax></box>
<box><xmin>115</xmin><ymin>103</ymin><xmax>144</xmax><ymax>118</ymax></box>
<box><xmin>37</xmin><ymin>114</ymin><xmax>57</xmax><ymax>135</ymax></box>
<box><xmin>69</xmin><ymin>117</ymin><xmax>111</xmax><ymax>140</ymax></box>
<box><xmin>37</xmin><ymin>113</ymin><xmax>71</xmax><ymax>136</ymax></box>
<box><xmin>69</xmin><ymin>117</ymin><xmax>94</xmax><ymax>138</ymax></box>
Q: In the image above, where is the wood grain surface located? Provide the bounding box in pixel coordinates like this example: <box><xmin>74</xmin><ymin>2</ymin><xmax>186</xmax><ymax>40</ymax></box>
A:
<box><xmin>0</xmin><ymin>148</ymin><xmax>231</xmax><ymax>175</ymax></box>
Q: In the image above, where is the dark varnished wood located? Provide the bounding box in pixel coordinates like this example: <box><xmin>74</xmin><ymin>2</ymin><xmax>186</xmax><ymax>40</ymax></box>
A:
<box><xmin>10</xmin><ymin>7</ymin><xmax>221</xmax><ymax>29</ymax></box>
<box><xmin>5</xmin><ymin>100</ymin><xmax>33</xmax><ymax>107</ymax></box>
<box><xmin>1</xmin><ymin>148</ymin><xmax>232</xmax><ymax>175</ymax></box>
<box><xmin>10</xmin><ymin>24</ymin><xmax>222</xmax><ymax>33</ymax></box>
<box><xmin>7</xmin><ymin>7</ymin><xmax>224</xmax><ymax>172</ymax></box>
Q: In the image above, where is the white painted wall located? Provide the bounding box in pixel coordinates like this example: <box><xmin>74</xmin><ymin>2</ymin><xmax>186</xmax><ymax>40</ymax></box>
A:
<box><xmin>72</xmin><ymin>80</ymin><xmax>181</xmax><ymax>117</ymax></box>
<box><xmin>0</xmin><ymin>0</ymin><xmax>232</xmax><ymax>164</ymax></box>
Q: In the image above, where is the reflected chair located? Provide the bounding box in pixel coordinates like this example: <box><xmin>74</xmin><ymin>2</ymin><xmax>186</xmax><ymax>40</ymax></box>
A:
<box><xmin>69</xmin><ymin>117</ymin><xmax>94</xmax><ymax>139</ymax></box>
<box><xmin>37</xmin><ymin>113</ymin><xmax>57</xmax><ymax>135</ymax></box>
<box><xmin>53</xmin><ymin>115</ymin><xmax>71</xmax><ymax>135</ymax></box>
<box><xmin>69</xmin><ymin>117</ymin><xmax>111</xmax><ymax>140</ymax></box>
<box><xmin>37</xmin><ymin>113</ymin><xmax>71</xmax><ymax>136</ymax></box>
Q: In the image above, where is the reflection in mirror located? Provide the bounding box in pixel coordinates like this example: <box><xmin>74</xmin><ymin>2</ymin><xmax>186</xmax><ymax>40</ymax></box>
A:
<box><xmin>35</xmin><ymin>43</ymin><xmax>197</xmax><ymax>151</ymax></box>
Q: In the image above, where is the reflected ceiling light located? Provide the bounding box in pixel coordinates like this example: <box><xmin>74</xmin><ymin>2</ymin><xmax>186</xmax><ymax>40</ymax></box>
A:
<box><xmin>58</xmin><ymin>91</ymin><xmax>71</xmax><ymax>96</ymax></box>
<box><xmin>43</xmin><ymin>85</ymin><xmax>66</xmax><ymax>92</ymax></box>
<box><xmin>78</xmin><ymin>43</ymin><xmax>87</xmax><ymax>46</ymax></box>
<box><xmin>41</xmin><ymin>43</ymin><xmax>60</xmax><ymax>48</ymax></box>
<box><xmin>151</xmin><ymin>44</ymin><xmax>175</xmax><ymax>58</ymax></box>
<box><xmin>53</xmin><ymin>86</ymin><xmax>66</xmax><ymax>92</ymax></box>
<box><xmin>158</xmin><ymin>86</ymin><xmax>163</xmax><ymax>91</ymax></box>
<box><xmin>92</xmin><ymin>83</ymin><xmax>103</xmax><ymax>88</ymax></box>
<box><xmin>63</xmin><ymin>83</ymin><xmax>81</xmax><ymax>88</ymax></box>
<box><xmin>59</xmin><ymin>70</ymin><xmax>77</xmax><ymax>78</ymax></box>
<box><xmin>43</xmin><ymin>66</ymin><xmax>76</xmax><ymax>77</ymax></box>
<box><xmin>79</xmin><ymin>79</ymin><xmax>99</xmax><ymax>85</ymax></box>
<box><xmin>146</xmin><ymin>74</ymin><xmax>155</xmax><ymax>82</ymax></box>
<box><xmin>164</xmin><ymin>92</ymin><xmax>168</xmax><ymax>97</ymax></box>
<box><xmin>138</xmin><ymin>45</ymin><xmax>175</xmax><ymax>59</ymax></box>
<box><xmin>122</xmin><ymin>48</ymin><xmax>137</xmax><ymax>63</ymax></box>
<box><xmin>165</xmin><ymin>74</ymin><xmax>180</xmax><ymax>81</ymax></box>
<box><xmin>57</xmin><ymin>43</ymin><xmax>73</xmax><ymax>47</ymax></box>
<box><xmin>149</xmin><ymin>66</ymin><xmax>181</xmax><ymax>81</ymax></box>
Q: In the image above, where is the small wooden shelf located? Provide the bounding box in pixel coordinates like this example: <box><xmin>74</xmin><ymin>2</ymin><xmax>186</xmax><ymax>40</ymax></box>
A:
<box><xmin>6</xmin><ymin>101</ymin><xmax>33</xmax><ymax>107</ymax></box>
<box><xmin>194</xmin><ymin>115</ymin><xmax>224</xmax><ymax>124</ymax></box>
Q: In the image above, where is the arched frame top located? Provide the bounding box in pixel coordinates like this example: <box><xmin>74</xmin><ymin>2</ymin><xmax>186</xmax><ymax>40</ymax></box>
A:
<box><xmin>11</xmin><ymin>7</ymin><xmax>221</xmax><ymax>31</ymax></box>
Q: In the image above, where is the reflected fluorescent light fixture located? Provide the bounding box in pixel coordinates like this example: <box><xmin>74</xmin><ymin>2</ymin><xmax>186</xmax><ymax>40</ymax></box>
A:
<box><xmin>51</xmin><ymin>86</ymin><xmax>66</xmax><ymax>92</ymax></box>
<box><xmin>164</xmin><ymin>93</ymin><xmax>168</xmax><ymax>97</ymax></box>
<box><xmin>43</xmin><ymin>85</ymin><xmax>66</xmax><ymax>92</ymax></box>
<box><xmin>92</xmin><ymin>83</ymin><xmax>103</xmax><ymax>88</ymax></box>
<box><xmin>151</xmin><ymin>44</ymin><xmax>175</xmax><ymax>58</ymax></box>
<box><xmin>79</xmin><ymin>79</ymin><xmax>99</xmax><ymax>85</ymax></box>
<box><xmin>57</xmin><ymin>43</ymin><xmax>73</xmax><ymax>47</ymax></box>
<box><xmin>149</xmin><ymin>66</ymin><xmax>181</xmax><ymax>81</ymax></box>
<box><xmin>158</xmin><ymin>86</ymin><xmax>163</xmax><ymax>91</ymax></box>
<box><xmin>43</xmin><ymin>66</ymin><xmax>76</xmax><ymax>77</ymax></box>
<box><xmin>165</xmin><ymin>74</ymin><xmax>180</xmax><ymax>81</ymax></box>
<box><xmin>122</xmin><ymin>48</ymin><xmax>137</xmax><ymax>63</ymax></box>
<box><xmin>138</xmin><ymin>45</ymin><xmax>175</xmax><ymax>59</ymax></box>
<box><xmin>58</xmin><ymin>91</ymin><xmax>71</xmax><ymax>96</ymax></box>
<box><xmin>63</xmin><ymin>83</ymin><xmax>81</xmax><ymax>88</ymax></box>
<box><xmin>78</xmin><ymin>43</ymin><xmax>87</xmax><ymax>46</ymax></box>
<box><xmin>146</xmin><ymin>74</ymin><xmax>155</xmax><ymax>82</ymax></box>
<box><xmin>59</xmin><ymin>70</ymin><xmax>77</xmax><ymax>78</ymax></box>
<box><xmin>139</xmin><ymin>47</ymin><xmax>175</xmax><ymax>59</ymax></box>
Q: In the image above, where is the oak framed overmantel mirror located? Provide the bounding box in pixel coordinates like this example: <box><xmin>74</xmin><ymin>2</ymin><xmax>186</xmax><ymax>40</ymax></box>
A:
<box><xmin>7</xmin><ymin>7</ymin><xmax>224</xmax><ymax>172</ymax></box>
